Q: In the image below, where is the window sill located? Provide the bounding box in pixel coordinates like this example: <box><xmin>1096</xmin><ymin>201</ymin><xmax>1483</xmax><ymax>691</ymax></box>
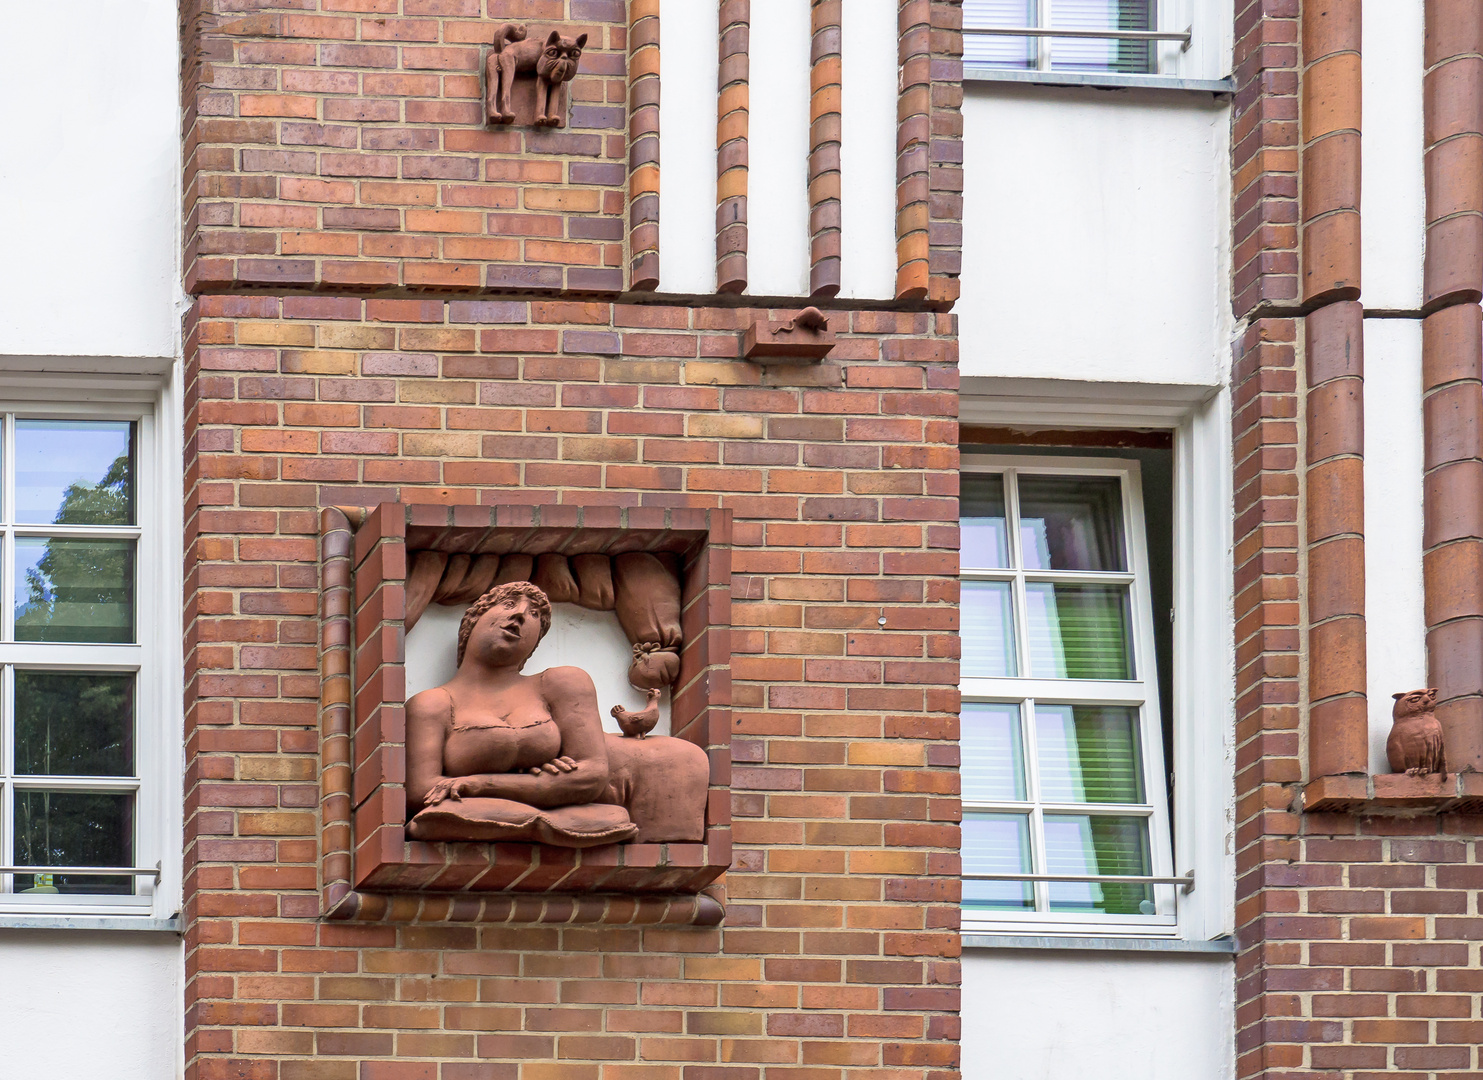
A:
<box><xmin>963</xmin><ymin>933</ymin><xmax>1236</xmax><ymax>954</ymax></box>
<box><xmin>1303</xmin><ymin>772</ymin><xmax>1483</xmax><ymax>815</ymax></box>
<box><xmin>964</xmin><ymin>66</ymin><xmax>1234</xmax><ymax>95</ymax></box>
<box><xmin>0</xmin><ymin>913</ymin><xmax>181</xmax><ymax>933</ymax></box>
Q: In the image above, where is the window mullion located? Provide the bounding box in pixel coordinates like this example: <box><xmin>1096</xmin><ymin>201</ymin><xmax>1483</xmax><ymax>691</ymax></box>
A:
<box><xmin>1037</xmin><ymin>0</ymin><xmax>1053</xmax><ymax>71</ymax></box>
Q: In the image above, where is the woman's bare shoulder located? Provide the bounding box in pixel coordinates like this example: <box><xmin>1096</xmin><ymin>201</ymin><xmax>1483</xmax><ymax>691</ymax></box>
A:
<box><xmin>536</xmin><ymin>665</ymin><xmax>597</xmax><ymax>697</ymax></box>
<box><xmin>406</xmin><ymin>685</ymin><xmax>453</xmax><ymax>721</ymax></box>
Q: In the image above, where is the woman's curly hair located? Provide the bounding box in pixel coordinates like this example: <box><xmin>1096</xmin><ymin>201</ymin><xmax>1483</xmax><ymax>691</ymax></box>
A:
<box><xmin>456</xmin><ymin>580</ymin><xmax>553</xmax><ymax>666</ymax></box>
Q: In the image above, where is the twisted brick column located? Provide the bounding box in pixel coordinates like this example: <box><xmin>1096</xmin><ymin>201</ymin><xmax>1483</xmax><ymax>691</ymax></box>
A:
<box><xmin>808</xmin><ymin>0</ymin><xmax>842</xmax><ymax>298</ymax></box>
<box><xmin>628</xmin><ymin>0</ymin><xmax>660</xmax><ymax>290</ymax></box>
<box><xmin>716</xmin><ymin>0</ymin><xmax>748</xmax><ymax>293</ymax></box>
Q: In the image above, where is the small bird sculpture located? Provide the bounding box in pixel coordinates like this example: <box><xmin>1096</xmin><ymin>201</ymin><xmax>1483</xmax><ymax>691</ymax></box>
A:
<box><xmin>1387</xmin><ymin>688</ymin><xmax>1447</xmax><ymax>776</ymax></box>
<box><xmin>611</xmin><ymin>687</ymin><xmax>662</xmax><ymax>739</ymax></box>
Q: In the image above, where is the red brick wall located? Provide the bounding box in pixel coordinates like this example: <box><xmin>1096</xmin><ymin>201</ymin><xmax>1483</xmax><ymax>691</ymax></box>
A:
<box><xmin>181</xmin><ymin>296</ymin><xmax>963</xmax><ymax>1079</ymax></box>
<box><xmin>184</xmin><ymin>0</ymin><xmax>631</xmax><ymax>295</ymax></box>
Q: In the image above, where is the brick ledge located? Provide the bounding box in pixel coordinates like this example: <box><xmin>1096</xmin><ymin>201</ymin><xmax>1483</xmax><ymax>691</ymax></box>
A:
<box><xmin>1302</xmin><ymin>772</ymin><xmax>1483</xmax><ymax>814</ymax></box>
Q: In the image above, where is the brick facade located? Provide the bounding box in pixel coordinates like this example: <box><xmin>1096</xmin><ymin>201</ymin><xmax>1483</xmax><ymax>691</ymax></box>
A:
<box><xmin>181</xmin><ymin>294</ymin><xmax>963</xmax><ymax>1079</ymax></box>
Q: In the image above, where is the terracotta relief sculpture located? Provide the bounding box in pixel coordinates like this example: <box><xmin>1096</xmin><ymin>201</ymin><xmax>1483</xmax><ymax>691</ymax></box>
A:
<box><xmin>405</xmin><ymin>581</ymin><xmax>709</xmax><ymax>848</ymax></box>
<box><xmin>486</xmin><ymin>23</ymin><xmax>586</xmax><ymax>128</ymax></box>
<box><xmin>1386</xmin><ymin>688</ymin><xmax>1447</xmax><ymax>776</ymax></box>
<box><xmin>743</xmin><ymin>306</ymin><xmax>837</xmax><ymax>363</ymax></box>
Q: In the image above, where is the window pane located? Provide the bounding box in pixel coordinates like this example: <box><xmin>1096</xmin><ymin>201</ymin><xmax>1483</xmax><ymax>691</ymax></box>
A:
<box><xmin>15</xmin><ymin>672</ymin><xmax>135</xmax><ymax>777</ymax></box>
<box><xmin>1025</xmin><ymin>582</ymin><xmax>1132</xmax><ymax>679</ymax></box>
<box><xmin>13</xmin><ymin>790</ymin><xmax>134</xmax><ymax>896</ymax></box>
<box><xmin>961</xmin><ymin>473</ymin><xmax>1010</xmax><ymax>569</ymax></box>
<box><xmin>16</xmin><ymin>420</ymin><xmax>135</xmax><ymax>526</ymax></box>
<box><xmin>15</xmin><ymin>537</ymin><xmax>136</xmax><ymax>644</ymax></box>
<box><xmin>1044</xmin><ymin>814</ymin><xmax>1153</xmax><ymax>914</ymax></box>
<box><xmin>962</xmin><ymin>581</ymin><xmax>1018</xmax><ymax>677</ymax></box>
<box><xmin>1018</xmin><ymin>475</ymin><xmax>1126</xmax><ymax>571</ymax></box>
<box><xmin>963</xmin><ymin>812</ymin><xmax>1033</xmax><ymax>910</ymax></box>
<box><xmin>962</xmin><ymin>702</ymin><xmax>1026</xmax><ymax>801</ymax></box>
<box><xmin>1035</xmin><ymin>705</ymin><xmax>1143</xmax><ymax>804</ymax></box>
<box><xmin>1050</xmin><ymin>0</ymin><xmax>1152</xmax><ymax>74</ymax></box>
<box><xmin>963</xmin><ymin>0</ymin><xmax>1035</xmax><ymax>68</ymax></box>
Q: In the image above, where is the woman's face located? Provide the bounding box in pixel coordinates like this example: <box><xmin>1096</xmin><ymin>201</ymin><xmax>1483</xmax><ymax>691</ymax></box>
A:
<box><xmin>467</xmin><ymin>595</ymin><xmax>543</xmax><ymax>668</ymax></box>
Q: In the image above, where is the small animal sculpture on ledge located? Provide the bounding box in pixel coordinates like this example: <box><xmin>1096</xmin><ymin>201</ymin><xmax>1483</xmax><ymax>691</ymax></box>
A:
<box><xmin>1387</xmin><ymin>687</ymin><xmax>1447</xmax><ymax>777</ymax></box>
<box><xmin>487</xmin><ymin>23</ymin><xmax>586</xmax><ymax>128</ymax></box>
<box><xmin>612</xmin><ymin>688</ymin><xmax>662</xmax><ymax>739</ymax></box>
<box><xmin>776</xmin><ymin>307</ymin><xmax>829</xmax><ymax>335</ymax></box>
<box><xmin>742</xmin><ymin>306</ymin><xmax>838</xmax><ymax>363</ymax></box>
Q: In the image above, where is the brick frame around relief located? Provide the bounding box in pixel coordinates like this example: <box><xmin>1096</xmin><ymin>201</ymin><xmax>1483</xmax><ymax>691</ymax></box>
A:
<box><xmin>317</xmin><ymin>503</ymin><xmax>733</xmax><ymax>921</ymax></box>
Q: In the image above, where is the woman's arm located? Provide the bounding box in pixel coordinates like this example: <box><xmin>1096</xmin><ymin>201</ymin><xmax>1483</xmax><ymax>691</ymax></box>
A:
<box><xmin>406</xmin><ymin>687</ymin><xmax>454</xmax><ymax>813</ymax></box>
<box><xmin>419</xmin><ymin>668</ymin><xmax>612</xmax><ymax>810</ymax></box>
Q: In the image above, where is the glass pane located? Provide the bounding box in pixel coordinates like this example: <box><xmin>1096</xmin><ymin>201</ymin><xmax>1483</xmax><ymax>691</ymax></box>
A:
<box><xmin>1018</xmin><ymin>475</ymin><xmax>1126</xmax><ymax>571</ymax></box>
<box><xmin>961</xmin><ymin>474</ymin><xmax>1010</xmax><ymax>569</ymax></box>
<box><xmin>13</xmin><ymin>790</ymin><xmax>134</xmax><ymax>896</ymax></box>
<box><xmin>962</xmin><ymin>703</ymin><xmax>1026</xmax><ymax>801</ymax></box>
<box><xmin>962</xmin><ymin>812</ymin><xmax>1033</xmax><ymax>911</ymax></box>
<box><xmin>1025</xmin><ymin>583</ymin><xmax>1132</xmax><ymax>679</ymax></box>
<box><xmin>962</xmin><ymin>581</ymin><xmax>1018</xmax><ymax>678</ymax></box>
<box><xmin>15</xmin><ymin>420</ymin><xmax>135</xmax><ymax>526</ymax></box>
<box><xmin>1035</xmin><ymin>705</ymin><xmax>1143</xmax><ymax>804</ymax></box>
<box><xmin>1050</xmin><ymin>0</ymin><xmax>1153</xmax><ymax>74</ymax></box>
<box><xmin>963</xmin><ymin>0</ymin><xmax>1035</xmax><ymax>68</ymax></box>
<box><xmin>1044</xmin><ymin>814</ymin><xmax>1152</xmax><ymax>914</ymax></box>
<box><xmin>16</xmin><ymin>672</ymin><xmax>135</xmax><ymax>777</ymax></box>
<box><xmin>15</xmin><ymin>538</ymin><xmax>136</xmax><ymax>644</ymax></box>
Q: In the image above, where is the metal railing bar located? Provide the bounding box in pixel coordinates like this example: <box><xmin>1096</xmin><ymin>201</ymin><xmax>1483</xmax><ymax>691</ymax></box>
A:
<box><xmin>964</xmin><ymin>26</ymin><xmax>1192</xmax><ymax>46</ymax></box>
<box><xmin>0</xmin><ymin>865</ymin><xmax>161</xmax><ymax>879</ymax></box>
<box><xmin>966</xmin><ymin>870</ymin><xmax>1195</xmax><ymax>893</ymax></box>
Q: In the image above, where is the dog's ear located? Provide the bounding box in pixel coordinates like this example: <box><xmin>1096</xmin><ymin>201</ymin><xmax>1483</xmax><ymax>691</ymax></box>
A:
<box><xmin>574</xmin><ymin>33</ymin><xmax>587</xmax><ymax>49</ymax></box>
<box><xmin>546</xmin><ymin>30</ymin><xmax>561</xmax><ymax>46</ymax></box>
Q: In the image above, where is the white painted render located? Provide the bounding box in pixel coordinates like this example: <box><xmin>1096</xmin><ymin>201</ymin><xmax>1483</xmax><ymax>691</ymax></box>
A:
<box><xmin>1362</xmin><ymin>318</ymin><xmax>1427</xmax><ymax>772</ymax></box>
<box><xmin>657</xmin><ymin>0</ymin><xmax>720</xmax><ymax>295</ymax></box>
<box><xmin>958</xmin><ymin>85</ymin><xmax>1231</xmax><ymax>386</ymax></box>
<box><xmin>406</xmin><ymin>603</ymin><xmax>672</xmax><ymax>737</ymax></box>
<box><xmin>1361</xmin><ymin>0</ymin><xmax>1425</xmax><ymax>311</ymax></box>
<box><xmin>0</xmin><ymin>933</ymin><xmax>182</xmax><ymax>1078</ymax></box>
<box><xmin>746</xmin><ymin>0</ymin><xmax>812</xmax><ymax>297</ymax></box>
<box><xmin>0</xmin><ymin>0</ymin><xmax>179</xmax><ymax>361</ymax></box>
<box><xmin>961</xmin><ymin>951</ymin><xmax>1235</xmax><ymax>1080</ymax></box>
<box><xmin>839</xmin><ymin>0</ymin><xmax>900</xmax><ymax>301</ymax></box>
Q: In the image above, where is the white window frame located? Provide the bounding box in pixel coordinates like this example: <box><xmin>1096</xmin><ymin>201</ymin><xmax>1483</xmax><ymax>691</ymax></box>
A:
<box><xmin>962</xmin><ymin>0</ymin><xmax>1233</xmax><ymax>85</ymax></box>
<box><xmin>0</xmin><ymin>389</ymin><xmax>175</xmax><ymax>921</ymax></box>
<box><xmin>961</xmin><ymin>454</ymin><xmax>1177</xmax><ymax>936</ymax></box>
<box><xmin>958</xmin><ymin>382</ymin><xmax>1235</xmax><ymax>947</ymax></box>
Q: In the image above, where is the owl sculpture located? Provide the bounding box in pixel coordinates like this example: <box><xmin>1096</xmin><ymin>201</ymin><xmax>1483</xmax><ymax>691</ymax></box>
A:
<box><xmin>1387</xmin><ymin>688</ymin><xmax>1446</xmax><ymax>776</ymax></box>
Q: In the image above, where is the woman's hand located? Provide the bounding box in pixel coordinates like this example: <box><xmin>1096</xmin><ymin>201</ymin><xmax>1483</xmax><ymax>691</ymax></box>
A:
<box><xmin>529</xmin><ymin>755</ymin><xmax>578</xmax><ymax>776</ymax></box>
<box><xmin>424</xmin><ymin>776</ymin><xmax>472</xmax><ymax>804</ymax></box>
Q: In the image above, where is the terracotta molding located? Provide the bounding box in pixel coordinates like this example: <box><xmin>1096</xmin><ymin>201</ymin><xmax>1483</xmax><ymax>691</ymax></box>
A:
<box><xmin>628</xmin><ymin>0</ymin><xmax>661</xmax><ymax>291</ymax></box>
<box><xmin>1299</xmin><ymin>0</ymin><xmax>1362</xmax><ymax>306</ymax></box>
<box><xmin>808</xmin><ymin>0</ymin><xmax>843</xmax><ymax>298</ymax></box>
<box><xmin>1304</xmin><ymin>300</ymin><xmax>1368</xmax><ymax>778</ymax></box>
<box><xmin>319</xmin><ymin>507</ymin><xmax>357</xmax><ymax>910</ymax></box>
<box><xmin>716</xmin><ymin>0</ymin><xmax>749</xmax><ymax>294</ymax></box>
<box><xmin>895</xmin><ymin>1</ymin><xmax>932</xmax><ymax>301</ymax></box>
<box><xmin>1423</xmin><ymin>0</ymin><xmax>1483</xmax><ymax>311</ymax></box>
<box><xmin>1422</xmin><ymin>304</ymin><xmax>1483</xmax><ymax>771</ymax></box>
<box><xmin>325</xmin><ymin>886</ymin><xmax>726</xmax><ymax>926</ymax></box>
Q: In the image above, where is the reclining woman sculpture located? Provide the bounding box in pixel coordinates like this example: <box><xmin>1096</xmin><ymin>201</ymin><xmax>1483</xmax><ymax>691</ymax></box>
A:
<box><xmin>404</xmin><ymin>580</ymin><xmax>710</xmax><ymax>848</ymax></box>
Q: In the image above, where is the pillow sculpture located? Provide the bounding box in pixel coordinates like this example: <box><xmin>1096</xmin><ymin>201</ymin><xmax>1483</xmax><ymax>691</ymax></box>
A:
<box><xmin>612</xmin><ymin>552</ymin><xmax>684</xmax><ymax>690</ymax></box>
<box><xmin>404</xmin><ymin>581</ymin><xmax>709</xmax><ymax>848</ymax></box>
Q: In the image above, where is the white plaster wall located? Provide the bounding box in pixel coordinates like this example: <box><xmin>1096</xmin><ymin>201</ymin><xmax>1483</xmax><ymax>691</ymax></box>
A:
<box><xmin>1363</xmin><ymin>318</ymin><xmax>1427</xmax><ymax>772</ymax></box>
<box><xmin>0</xmin><ymin>934</ymin><xmax>182</xmax><ymax>1078</ymax></box>
<box><xmin>0</xmin><ymin>0</ymin><xmax>178</xmax><ymax>361</ymax></box>
<box><xmin>958</xmin><ymin>87</ymin><xmax>1230</xmax><ymax>386</ymax></box>
<box><xmin>746</xmin><ymin>0</ymin><xmax>812</xmax><ymax>297</ymax></box>
<box><xmin>962</xmin><ymin>952</ymin><xmax>1235</xmax><ymax>1080</ymax></box>
<box><xmin>657</xmin><ymin>0</ymin><xmax>720</xmax><ymax>295</ymax></box>
<box><xmin>1361</xmin><ymin>0</ymin><xmax>1425</xmax><ymax>311</ymax></box>
<box><xmin>839</xmin><ymin>0</ymin><xmax>899</xmax><ymax>301</ymax></box>
<box><xmin>406</xmin><ymin>603</ymin><xmax>672</xmax><ymax>736</ymax></box>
